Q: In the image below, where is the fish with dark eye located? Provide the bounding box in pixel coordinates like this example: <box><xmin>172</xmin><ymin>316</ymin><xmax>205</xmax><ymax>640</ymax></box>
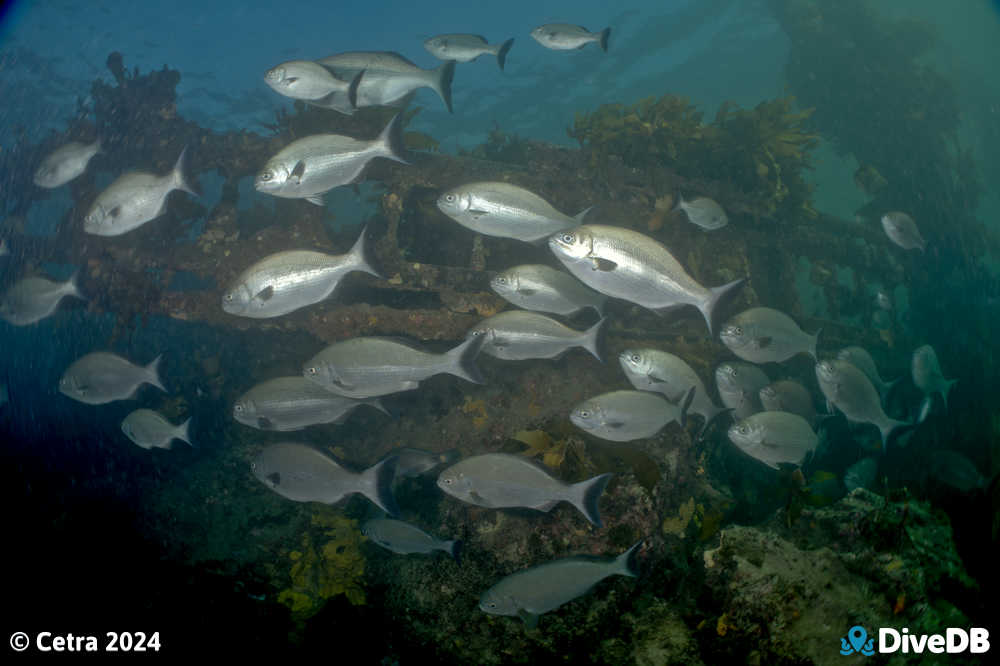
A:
<box><xmin>318</xmin><ymin>51</ymin><xmax>456</xmax><ymax>112</ymax></box>
<box><xmin>619</xmin><ymin>348</ymin><xmax>729</xmax><ymax>430</ymax></box>
<box><xmin>361</xmin><ymin>518</ymin><xmax>461</xmax><ymax>561</ymax></box>
<box><xmin>720</xmin><ymin>307</ymin><xmax>819</xmax><ymax>363</ymax></box>
<box><xmin>759</xmin><ymin>380</ymin><xmax>817</xmax><ymax>426</ymax></box>
<box><xmin>881</xmin><ymin>211</ymin><xmax>926</xmax><ymax>252</ymax></box>
<box><xmin>466</xmin><ymin>311</ymin><xmax>605</xmax><ymax>361</ymax></box>
<box><xmin>233</xmin><ymin>376</ymin><xmax>388</xmax><ymax>432</ymax></box>
<box><xmin>815</xmin><ymin>359</ymin><xmax>911</xmax><ymax>451</ymax></box>
<box><xmin>423</xmin><ymin>34</ymin><xmax>515</xmax><ymax>70</ymax></box>
<box><xmin>676</xmin><ymin>195</ymin><xmax>728</xmax><ymax>231</ymax></box>
<box><xmin>570</xmin><ymin>388</ymin><xmax>694</xmax><ymax>442</ymax></box>
<box><xmin>0</xmin><ymin>273</ymin><xmax>84</xmax><ymax>326</ymax></box>
<box><xmin>715</xmin><ymin>362</ymin><xmax>769</xmax><ymax>420</ymax></box>
<box><xmin>59</xmin><ymin>352</ymin><xmax>166</xmax><ymax>405</ymax></box>
<box><xmin>727</xmin><ymin>411</ymin><xmax>817</xmax><ymax>470</ymax></box>
<box><xmin>490</xmin><ymin>264</ymin><xmax>606</xmax><ymax>316</ymax></box>
<box><xmin>263</xmin><ymin>59</ymin><xmax>361</xmax><ymax>107</ymax></box>
<box><xmin>34</xmin><ymin>139</ymin><xmax>101</xmax><ymax>188</ymax></box>
<box><xmin>911</xmin><ymin>344</ymin><xmax>957</xmax><ymax>413</ymax></box>
<box><xmin>530</xmin><ymin>24</ymin><xmax>611</xmax><ymax>52</ymax></box>
<box><xmin>121</xmin><ymin>409</ymin><xmax>193</xmax><ymax>450</ymax></box>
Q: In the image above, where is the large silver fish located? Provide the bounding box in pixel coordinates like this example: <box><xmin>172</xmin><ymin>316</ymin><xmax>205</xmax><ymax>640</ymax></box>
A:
<box><xmin>361</xmin><ymin>518</ymin><xmax>460</xmax><ymax>561</ymax></box>
<box><xmin>437</xmin><ymin>182</ymin><xmax>589</xmax><ymax>243</ymax></box>
<box><xmin>676</xmin><ymin>195</ymin><xmax>727</xmax><ymax>231</ymax></box>
<box><xmin>720</xmin><ymin>307</ymin><xmax>818</xmax><ymax>363</ymax></box>
<box><xmin>0</xmin><ymin>273</ymin><xmax>84</xmax><ymax>326</ymax></box>
<box><xmin>437</xmin><ymin>453</ymin><xmax>612</xmax><ymax>527</ymax></box>
<box><xmin>251</xmin><ymin>442</ymin><xmax>398</xmax><ymax>514</ymax></box>
<box><xmin>83</xmin><ymin>147</ymin><xmax>197</xmax><ymax>236</ymax></box>
<box><xmin>815</xmin><ymin>359</ymin><xmax>909</xmax><ymax>451</ymax></box>
<box><xmin>59</xmin><ymin>352</ymin><xmax>166</xmax><ymax>405</ymax></box>
<box><xmin>318</xmin><ymin>51</ymin><xmax>455</xmax><ymax>112</ymax></box>
<box><xmin>490</xmin><ymin>264</ymin><xmax>606</xmax><ymax>316</ymax></box>
<box><xmin>530</xmin><ymin>24</ymin><xmax>611</xmax><ymax>52</ymax></box>
<box><xmin>911</xmin><ymin>344</ymin><xmax>957</xmax><ymax>411</ymax></box>
<box><xmin>715</xmin><ymin>362</ymin><xmax>769</xmax><ymax>420</ymax></box>
<box><xmin>570</xmin><ymin>388</ymin><xmax>694</xmax><ymax>442</ymax></box>
<box><xmin>222</xmin><ymin>226</ymin><xmax>380</xmax><ymax>318</ymax></box>
<box><xmin>255</xmin><ymin>114</ymin><xmax>408</xmax><ymax>206</ymax></box>
<box><xmin>837</xmin><ymin>346</ymin><xmax>897</xmax><ymax>403</ymax></box>
<box><xmin>466</xmin><ymin>311</ymin><xmax>605</xmax><ymax>361</ymax></box>
<box><xmin>480</xmin><ymin>542</ymin><xmax>639</xmax><ymax>628</ymax></box>
<box><xmin>881</xmin><ymin>211</ymin><xmax>925</xmax><ymax>252</ymax></box>
<box><xmin>233</xmin><ymin>376</ymin><xmax>388</xmax><ymax>431</ymax></box>
<box><xmin>727</xmin><ymin>411</ymin><xmax>817</xmax><ymax>470</ymax></box>
<box><xmin>759</xmin><ymin>380</ymin><xmax>816</xmax><ymax>426</ymax></box>
<box><xmin>34</xmin><ymin>139</ymin><xmax>101</xmax><ymax>188</ymax></box>
<box><xmin>619</xmin><ymin>348</ymin><xmax>728</xmax><ymax>430</ymax></box>
<box><xmin>424</xmin><ymin>34</ymin><xmax>515</xmax><ymax>70</ymax></box>
<box><xmin>121</xmin><ymin>409</ymin><xmax>192</xmax><ymax>450</ymax></box>
<box><xmin>263</xmin><ymin>59</ymin><xmax>361</xmax><ymax>105</ymax></box>
<box><xmin>303</xmin><ymin>335</ymin><xmax>485</xmax><ymax>398</ymax></box>
<box><xmin>548</xmin><ymin>225</ymin><xmax>743</xmax><ymax>334</ymax></box>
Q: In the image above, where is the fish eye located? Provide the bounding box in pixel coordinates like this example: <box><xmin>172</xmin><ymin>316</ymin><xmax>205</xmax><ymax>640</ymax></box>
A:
<box><xmin>495</xmin><ymin>276</ymin><xmax>506</xmax><ymax>284</ymax></box>
<box><xmin>307</xmin><ymin>367</ymin><xmax>318</xmax><ymax>375</ymax></box>
<box><xmin>443</xmin><ymin>477</ymin><xmax>453</xmax><ymax>485</ymax></box>
<box><xmin>734</xmin><ymin>326</ymin><xmax>743</xmax><ymax>335</ymax></box>
<box><xmin>630</xmin><ymin>353</ymin><xmax>641</xmax><ymax>363</ymax></box>
<box><xmin>739</xmin><ymin>425</ymin><xmax>749</xmax><ymax>434</ymax></box>
<box><xmin>234</xmin><ymin>404</ymin><xmax>243</xmax><ymax>413</ymax></box>
<box><xmin>444</xmin><ymin>193</ymin><xmax>456</xmax><ymax>203</ymax></box>
<box><xmin>260</xmin><ymin>171</ymin><xmax>272</xmax><ymax>182</ymax></box>
<box><xmin>579</xmin><ymin>410</ymin><xmax>590</xmax><ymax>418</ymax></box>
<box><xmin>560</xmin><ymin>233</ymin><xmax>575</xmax><ymax>243</ymax></box>
<box><xmin>224</xmin><ymin>293</ymin><xmax>234</xmax><ymax>301</ymax></box>
<box><xmin>488</xmin><ymin>602</ymin><xmax>497</xmax><ymax>608</ymax></box>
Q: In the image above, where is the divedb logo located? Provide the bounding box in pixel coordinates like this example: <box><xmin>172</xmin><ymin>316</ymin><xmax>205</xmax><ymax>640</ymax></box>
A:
<box><xmin>840</xmin><ymin>625</ymin><xmax>990</xmax><ymax>656</ymax></box>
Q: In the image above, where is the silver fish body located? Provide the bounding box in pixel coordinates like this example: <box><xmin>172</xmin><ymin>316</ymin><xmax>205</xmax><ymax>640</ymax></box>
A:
<box><xmin>437</xmin><ymin>453</ymin><xmax>612</xmax><ymax>527</ymax></box>
<box><xmin>264</xmin><ymin>60</ymin><xmax>359</xmax><ymax>103</ymax></box>
<box><xmin>837</xmin><ymin>346</ymin><xmax>896</xmax><ymax>401</ymax></box>
<box><xmin>361</xmin><ymin>518</ymin><xmax>460</xmax><ymax>560</ymax></box>
<box><xmin>318</xmin><ymin>51</ymin><xmax>455</xmax><ymax>112</ymax></box>
<box><xmin>619</xmin><ymin>348</ymin><xmax>728</xmax><ymax>427</ymax></box>
<box><xmin>251</xmin><ymin>442</ymin><xmax>398</xmax><ymax>514</ymax></box>
<box><xmin>677</xmin><ymin>196</ymin><xmax>727</xmax><ymax>231</ymax></box>
<box><xmin>548</xmin><ymin>225</ymin><xmax>743</xmax><ymax>334</ymax></box>
<box><xmin>727</xmin><ymin>411</ymin><xmax>817</xmax><ymax>470</ymax></box>
<box><xmin>437</xmin><ymin>182</ymin><xmax>587</xmax><ymax>243</ymax></box>
<box><xmin>759</xmin><ymin>380</ymin><xmax>816</xmax><ymax>425</ymax></box>
<box><xmin>467</xmin><ymin>311</ymin><xmax>604</xmax><ymax>361</ymax></box>
<box><xmin>876</xmin><ymin>289</ymin><xmax>893</xmax><ymax>311</ymax></box>
<box><xmin>34</xmin><ymin>139</ymin><xmax>101</xmax><ymax>188</ymax></box>
<box><xmin>384</xmin><ymin>447</ymin><xmax>460</xmax><ymax>478</ymax></box>
<box><xmin>911</xmin><ymin>344</ymin><xmax>957</xmax><ymax>411</ymax></box>
<box><xmin>720</xmin><ymin>307</ymin><xmax>818</xmax><ymax>363</ymax></box>
<box><xmin>121</xmin><ymin>409</ymin><xmax>192</xmax><ymax>450</ymax></box>
<box><xmin>424</xmin><ymin>34</ymin><xmax>515</xmax><ymax>70</ymax></box>
<box><xmin>570</xmin><ymin>388</ymin><xmax>693</xmax><ymax>442</ymax></box>
<box><xmin>59</xmin><ymin>352</ymin><xmax>165</xmax><ymax>405</ymax></box>
<box><xmin>530</xmin><ymin>24</ymin><xmax>611</xmax><ymax>52</ymax></box>
<box><xmin>233</xmin><ymin>376</ymin><xmax>388</xmax><ymax>431</ymax></box>
<box><xmin>490</xmin><ymin>264</ymin><xmax>606</xmax><ymax>316</ymax></box>
<box><xmin>881</xmin><ymin>211</ymin><xmax>925</xmax><ymax>252</ymax></box>
<box><xmin>816</xmin><ymin>359</ymin><xmax>909</xmax><ymax>451</ymax></box>
<box><xmin>0</xmin><ymin>273</ymin><xmax>83</xmax><ymax>326</ymax></box>
<box><xmin>715</xmin><ymin>362</ymin><xmax>769</xmax><ymax>420</ymax></box>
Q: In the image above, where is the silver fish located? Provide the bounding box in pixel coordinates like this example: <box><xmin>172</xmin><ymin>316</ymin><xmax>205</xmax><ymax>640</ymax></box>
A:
<box><xmin>361</xmin><ymin>518</ymin><xmax>460</xmax><ymax>561</ymax></box>
<box><xmin>844</xmin><ymin>456</ymin><xmax>879</xmax><ymax>492</ymax></box>
<box><xmin>255</xmin><ymin>114</ymin><xmax>408</xmax><ymax>206</ymax></box>
<box><xmin>727</xmin><ymin>411</ymin><xmax>817</xmax><ymax>470</ymax></box>
<box><xmin>480</xmin><ymin>542</ymin><xmax>639</xmax><ymax>628</ymax></box>
<box><xmin>121</xmin><ymin>409</ymin><xmax>192</xmax><ymax>450</ymax></box>
<box><xmin>467</xmin><ymin>311</ymin><xmax>605</xmax><ymax>361</ymax></box>
<box><xmin>437</xmin><ymin>453</ymin><xmax>612</xmax><ymax>527</ymax></box>
<box><xmin>263</xmin><ymin>59</ymin><xmax>360</xmax><ymax>105</ymax></box>
<box><xmin>222</xmin><ymin>227</ymin><xmax>379</xmax><ymax>318</ymax></box>
<box><xmin>530</xmin><ymin>24</ymin><xmax>611</xmax><ymax>52</ymax></box>
<box><xmin>759</xmin><ymin>380</ymin><xmax>816</xmax><ymax>426</ymax></box>
<box><xmin>252</xmin><ymin>442</ymin><xmax>398</xmax><ymax>514</ymax></box>
<box><xmin>303</xmin><ymin>335</ymin><xmax>485</xmax><ymax>398</ymax></box>
<box><xmin>932</xmin><ymin>450</ymin><xmax>986</xmax><ymax>492</ymax></box>
<box><xmin>876</xmin><ymin>288</ymin><xmax>893</xmax><ymax>311</ymax></box>
<box><xmin>676</xmin><ymin>195</ymin><xmax>727</xmax><ymax>231</ymax></box>
<box><xmin>233</xmin><ymin>376</ymin><xmax>388</xmax><ymax>432</ymax></box>
<box><xmin>437</xmin><ymin>182</ymin><xmax>589</xmax><ymax>243</ymax></box>
<box><xmin>715</xmin><ymin>362</ymin><xmax>769</xmax><ymax>420</ymax></box>
<box><xmin>815</xmin><ymin>359</ymin><xmax>909</xmax><ymax>451</ymax></box>
<box><xmin>837</xmin><ymin>346</ymin><xmax>897</xmax><ymax>402</ymax></box>
<box><xmin>59</xmin><ymin>352</ymin><xmax>166</xmax><ymax>405</ymax></box>
<box><xmin>84</xmin><ymin>147</ymin><xmax>197</xmax><ymax>236</ymax></box>
<box><xmin>383</xmin><ymin>447</ymin><xmax>460</xmax><ymax>478</ymax></box>
<box><xmin>0</xmin><ymin>273</ymin><xmax>84</xmax><ymax>326</ymax></box>
<box><xmin>720</xmin><ymin>307</ymin><xmax>818</xmax><ymax>363</ymax></box>
<box><xmin>34</xmin><ymin>139</ymin><xmax>101</xmax><ymax>188</ymax></box>
<box><xmin>424</xmin><ymin>34</ymin><xmax>515</xmax><ymax>70</ymax></box>
<box><xmin>570</xmin><ymin>388</ymin><xmax>693</xmax><ymax>442</ymax></box>
<box><xmin>549</xmin><ymin>225</ymin><xmax>743</xmax><ymax>334</ymax></box>
<box><xmin>318</xmin><ymin>51</ymin><xmax>455</xmax><ymax>112</ymax></box>
<box><xmin>881</xmin><ymin>211</ymin><xmax>925</xmax><ymax>252</ymax></box>
<box><xmin>619</xmin><ymin>348</ymin><xmax>728</xmax><ymax>428</ymax></box>
<box><xmin>490</xmin><ymin>264</ymin><xmax>606</xmax><ymax>316</ymax></box>
<box><xmin>911</xmin><ymin>344</ymin><xmax>957</xmax><ymax>411</ymax></box>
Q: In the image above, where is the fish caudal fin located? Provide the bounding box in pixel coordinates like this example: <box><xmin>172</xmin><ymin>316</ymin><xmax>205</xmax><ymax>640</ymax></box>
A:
<box><xmin>496</xmin><ymin>38</ymin><xmax>514</xmax><ymax>70</ymax></box>
<box><xmin>145</xmin><ymin>355</ymin><xmax>167</xmax><ymax>393</ymax></box>
<box><xmin>568</xmin><ymin>472</ymin><xmax>612</xmax><ymax>527</ymax></box>
<box><xmin>360</xmin><ymin>455</ymin><xmax>400</xmax><ymax>516</ymax></box>
<box><xmin>434</xmin><ymin>60</ymin><xmax>456</xmax><ymax>113</ymax></box>
<box><xmin>176</xmin><ymin>417</ymin><xmax>194</xmax><ymax>448</ymax></box>
<box><xmin>376</xmin><ymin>113</ymin><xmax>410</xmax><ymax>166</ymax></box>
<box><xmin>447</xmin><ymin>539</ymin><xmax>463</xmax><ymax>564</ymax></box>
<box><xmin>573</xmin><ymin>206</ymin><xmax>593</xmax><ymax>224</ymax></box>
<box><xmin>443</xmin><ymin>334</ymin><xmax>486</xmax><ymax>384</ymax></box>
<box><xmin>942</xmin><ymin>379</ymin><xmax>958</xmax><ymax>411</ymax></box>
<box><xmin>879</xmin><ymin>418</ymin><xmax>913</xmax><ymax>453</ymax></box>
<box><xmin>613</xmin><ymin>540</ymin><xmax>643</xmax><ymax>578</ymax></box>
<box><xmin>808</xmin><ymin>328</ymin><xmax>821</xmax><ymax>360</ymax></box>
<box><xmin>347</xmin><ymin>69</ymin><xmax>364</xmax><ymax>109</ymax></box>
<box><xmin>64</xmin><ymin>271</ymin><xmax>86</xmax><ymax>302</ymax></box>
<box><xmin>674</xmin><ymin>386</ymin><xmax>696</xmax><ymax>428</ymax></box>
<box><xmin>598</xmin><ymin>28</ymin><xmax>611</xmax><ymax>52</ymax></box>
<box><xmin>700</xmin><ymin>278</ymin><xmax>744</xmax><ymax>336</ymax></box>
<box><xmin>347</xmin><ymin>225</ymin><xmax>383</xmax><ymax>279</ymax></box>
<box><xmin>579</xmin><ymin>317</ymin><xmax>607</xmax><ymax>361</ymax></box>
<box><xmin>171</xmin><ymin>146</ymin><xmax>200</xmax><ymax>197</ymax></box>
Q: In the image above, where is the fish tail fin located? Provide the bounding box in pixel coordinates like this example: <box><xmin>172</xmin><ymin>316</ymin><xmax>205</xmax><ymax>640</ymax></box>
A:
<box><xmin>366</xmin><ymin>397</ymin><xmax>394</xmax><ymax>419</ymax></box>
<box><xmin>434</xmin><ymin>60</ymin><xmax>456</xmax><ymax>113</ymax></box>
<box><xmin>65</xmin><ymin>270</ymin><xmax>86</xmax><ymax>301</ymax></box>
<box><xmin>696</xmin><ymin>403</ymin><xmax>731</xmax><ymax>439</ymax></box>
<box><xmin>448</xmin><ymin>539</ymin><xmax>463</xmax><ymax>564</ymax></box>
<box><xmin>598</xmin><ymin>27</ymin><xmax>611</xmax><ymax>52</ymax></box>
<box><xmin>573</xmin><ymin>206</ymin><xmax>593</xmax><ymax>224</ymax></box>
<box><xmin>700</xmin><ymin>278</ymin><xmax>744</xmax><ymax>336</ymax></box>
<box><xmin>376</xmin><ymin>113</ymin><xmax>410</xmax><ymax>165</ymax></box>
<box><xmin>614</xmin><ymin>540</ymin><xmax>643</xmax><ymax>577</ymax></box>
<box><xmin>943</xmin><ymin>379</ymin><xmax>958</xmax><ymax>410</ymax></box>
<box><xmin>443</xmin><ymin>334</ymin><xmax>486</xmax><ymax>384</ymax></box>
<box><xmin>568</xmin><ymin>472</ymin><xmax>612</xmax><ymax>528</ymax></box>
<box><xmin>171</xmin><ymin>145</ymin><xmax>200</xmax><ymax>196</ymax></box>
<box><xmin>91</xmin><ymin>137</ymin><xmax>103</xmax><ymax>154</ymax></box>
<box><xmin>880</xmin><ymin>418</ymin><xmax>913</xmax><ymax>453</ymax></box>
<box><xmin>671</xmin><ymin>193</ymin><xmax>686</xmax><ymax>213</ymax></box>
<box><xmin>145</xmin><ymin>355</ymin><xmax>167</xmax><ymax>393</ymax></box>
<box><xmin>496</xmin><ymin>38</ymin><xmax>514</xmax><ymax>70</ymax></box>
<box><xmin>347</xmin><ymin>225</ymin><xmax>383</xmax><ymax>279</ymax></box>
<box><xmin>591</xmin><ymin>294</ymin><xmax>608</xmax><ymax>316</ymax></box>
<box><xmin>176</xmin><ymin>417</ymin><xmax>194</xmax><ymax>448</ymax></box>
<box><xmin>580</xmin><ymin>317</ymin><xmax>607</xmax><ymax>361</ymax></box>
<box><xmin>360</xmin><ymin>456</ymin><xmax>399</xmax><ymax>516</ymax></box>
<box><xmin>809</xmin><ymin>328</ymin><xmax>821</xmax><ymax>360</ymax></box>
<box><xmin>674</xmin><ymin>386</ymin><xmax>696</xmax><ymax>429</ymax></box>
<box><xmin>347</xmin><ymin>69</ymin><xmax>364</xmax><ymax>109</ymax></box>
<box><xmin>880</xmin><ymin>376</ymin><xmax>902</xmax><ymax>407</ymax></box>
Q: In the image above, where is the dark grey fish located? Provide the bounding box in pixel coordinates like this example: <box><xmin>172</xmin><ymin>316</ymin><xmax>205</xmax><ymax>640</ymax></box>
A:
<box><xmin>932</xmin><ymin>450</ymin><xmax>986</xmax><ymax>492</ymax></box>
<box><xmin>530</xmin><ymin>24</ymin><xmax>611</xmax><ymax>52</ymax></box>
<box><xmin>467</xmin><ymin>311</ymin><xmax>605</xmax><ymax>361</ymax></box>
<box><xmin>424</xmin><ymin>34</ymin><xmax>514</xmax><ymax>70</ymax></box>
<box><xmin>911</xmin><ymin>344</ymin><xmax>957</xmax><ymax>411</ymax></box>
<box><xmin>570</xmin><ymin>388</ymin><xmax>693</xmax><ymax>442</ymax></box>
<box><xmin>233</xmin><ymin>376</ymin><xmax>388</xmax><ymax>431</ymax></box>
<box><xmin>720</xmin><ymin>307</ymin><xmax>818</xmax><ymax>363</ymax></box>
<box><xmin>715</xmin><ymin>362</ymin><xmax>769</xmax><ymax>420</ymax></box>
<box><xmin>881</xmin><ymin>211</ymin><xmax>925</xmax><ymax>252</ymax></box>
<box><xmin>0</xmin><ymin>273</ymin><xmax>84</xmax><ymax>326</ymax></box>
<box><xmin>844</xmin><ymin>456</ymin><xmax>879</xmax><ymax>493</ymax></box>
<box><xmin>362</xmin><ymin>518</ymin><xmax>460</xmax><ymax>561</ymax></box>
<box><xmin>59</xmin><ymin>352</ymin><xmax>166</xmax><ymax>405</ymax></box>
<box><xmin>727</xmin><ymin>411</ymin><xmax>817</xmax><ymax>470</ymax></box>
<box><xmin>619</xmin><ymin>348</ymin><xmax>728</xmax><ymax>428</ymax></box>
<box><xmin>490</xmin><ymin>264</ymin><xmax>606</xmax><ymax>316</ymax></box>
<box><xmin>815</xmin><ymin>359</ymin><xmax>910</xmax><ymax>451</ymax></box>
<box><xmin>759</xmin><ymin>380</ymin><xmax>816</xmax><ymax>426</ymax></box>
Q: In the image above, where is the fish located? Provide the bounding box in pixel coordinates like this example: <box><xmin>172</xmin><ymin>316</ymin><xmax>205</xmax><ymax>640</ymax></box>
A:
<box><xmin>233</xmin><ymin>376</ymin><xmax>389</xmax><ymax>432</ymax></box>
<box><xmin>490</xmin><ymin>264</ymin><xmax>606</xmax><ymax>316</ymax></box>
<box><xmin>251</xmin><ymin>442</ymin><xmax>398</xmax><ymax>515</ymax></box>
<box><xmin>619</xmin><ymin>348</ymin><xmax>729</xmax><ymax>429</ymax></box>
<box><xmin>437</xmin><ymin>182</ymin><xmax>589</xmax><ymax>244</ymax></box>
<box><xmin>254</xmin><ymin>114</ymin><xmax>408</xmax><ymax>206</ymax></box>
<box><xmin>931</xmin><ymin>450</ymin><xmax>987</xmax><ymax>492</ymax></box>
<box><xmin>836</xmin><ymin>346</ymin><xmax>897</xmax><ymax>403</ymax></box>
<box><xmin>676</xmin><ymin>195</ymin><xmax>728</xmax><ymax>231</ymax></box>
<box><xmin>881</xmin><ymin>211</ymin><xmax>925</xmax><ymax>252</ymax></box>
<box><xmin>303</xmin><ymin>335</ymin><xmax>485</xmax><ymax>398</ymax></box>
<box><xmin>815</xmin><ymin>359</ymin><xmax>910</xmax><ymax>451</ymax></box>
<box><xmin>361</xmin><ymin>518</ymin><xmax>461</xmax><ymax>561</ymax></box>
<box><xmin>843</xmin><ymin>456</ymin><xmax>879</xmax><ymax>493</ymax></box>
<box><xmin>466</xmin><ymin>311</ymin><xmax>605</xmax><ymax>361</ymax></box>
<box><xmin>911</xmin><ymin>344</ymin><xmax>957</xmax><ymax>412</ymax></box>
<box><xmin>548</xmin><ymin>225</ymin><xmax>743</xmax><ymax>334</ymax></box>
<box><xmin>0</xmin><ymin>273</ymin><xmax>84</xmax><ymax>326</ymax></box>
<box><xmin>570</xmin><ymin>388</ymin><xmax>694</xmax><ymax>442</ymax></box>
<box><xmin>423</xmin><ymin>34</ymin><xmax>515</xmax><ymax>70</ymax></box>
<box><xmin>0</xmin><ymin>238</ymin><xmax>8</xmax><ymax>257</ymax></box>
<box><xmin>222</xmin><ymin>226</ymin><xmax>380</xmax><ymax>318</ymax></box>
<box><xmin>530</xmin><ymin>24</ymin><xmax>611</xmax><ymax>52</ymax></box>
<box><xmin>876</xmin><ymin>288</ymin><xmax>893</xmax><ymax>311</ymax></box>
<box><xmin>479</xmin><ymin>542</ymin><xmax>639</xmax><ymax>628</ymax></box>
<box><xmin>34</xmin><ymin>138</ymin><xmax>101</xmax><ymax>188</ymax></box>
<box><xmin>437</xmin><ymin>453</ymin><xmax>612</xmax><ymax>527</ymax></box>
<box><xmin>263</xmin><ymin>59</ymin><xmax>361</xmax><ymax>105</ymax></box>
<box><xmin>318</xmin><ymin>51</ymin><xmax>456</xmax><ymax>112</ymax></box>
<box><xmin>83</xmin><ymin>147</ymin><xmax>197</xmax><ymax>236</ymax></box>
<box><xmin>715</xmin><ymin>362</ymin><xmax>769</xmax><ymax>420</ymax></box>
<box><xmin>727</xmin><ymin>411</ymin><xmax>817</xmax><ymax>470</ymax></box>
<box><xmin>59</xmin><ymin>352</ymin><xmax>166</xmax><ymax>405</ymax></box>
<box><xmin>383</xmin><ymin>447</ymin><xmax>460</xmax><ymax>478</ymax></box>
<box><xmin>720</xmin><ymin>307</ymin><xmax>818</xmax><ymax>363</ymax></box>
<box><xmin>759</xmin><ymin>380</ymin><xmax>816</xmax><ymax>426</ymax></box>
<box><xmin>121</xmin><ymin>409</ymin><xmax>193</xmax><ymax>450</ymax></box>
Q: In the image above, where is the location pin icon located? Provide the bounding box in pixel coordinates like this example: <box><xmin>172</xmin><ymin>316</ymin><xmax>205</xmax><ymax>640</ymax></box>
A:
<box><xmin>848</xmin><ymin>626</ymin><xmax>867</xmax><ymax>653</ymax></box>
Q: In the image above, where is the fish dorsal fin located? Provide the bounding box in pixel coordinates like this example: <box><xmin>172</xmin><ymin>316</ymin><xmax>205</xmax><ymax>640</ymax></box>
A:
<box><xmin>592</xmin><ymin>258</ymin><xmax>617</xmax><ymax>272</ymax></box>
<box><xmin>255</xmin><ymin>285</ymin><xmax>275</xmax><ymax>301</ymax></box>
<box><xmin>290</xmin><ymin>161</ymin><xmax>306</xmax><ymax>184</ymax></box>
<box><xmin>473</xmin><ymin>34</ymin><xmax>489</xmax><ymax>43</ymax></box>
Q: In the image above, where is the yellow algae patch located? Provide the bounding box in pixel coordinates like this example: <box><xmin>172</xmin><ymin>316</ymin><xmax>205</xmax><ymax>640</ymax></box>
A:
<box><xmin>662</xmin><ymin>497</ymin><xmax>697</xmax><ymax>537</ymax></box>
<box><xmin>461</xmin><ymin>397</ymin><xmax>489</xmax><ymax>429</ymax></box>
<box><xmin>513</xmin><ymin>429</ymin><xmax>570</xmax><ymax>469</ymax></box>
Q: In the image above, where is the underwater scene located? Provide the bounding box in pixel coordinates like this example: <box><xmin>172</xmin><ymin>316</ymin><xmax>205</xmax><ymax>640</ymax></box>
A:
<box><xmin>2</xmin><ymin>0</ymin><xmax>999</xmax><ymax>662</ymax></box>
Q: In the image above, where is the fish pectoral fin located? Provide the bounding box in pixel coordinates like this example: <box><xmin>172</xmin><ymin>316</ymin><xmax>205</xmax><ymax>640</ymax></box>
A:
<box><xmin>468</xmin><ymin>208</ymin><xmax>490</xmax><ymax>219</ymax></box>
<box><xmin>752</xmin><ymin>336</ymin><xmax>773</xmax><ymax>349</ymax></box>
<box><xmin>108</xmin><ymin>205</ymin><xmax>122</xmax><ymax>219</ymax></box>
<box><xmin>305</xmin><ymin>194</ymin><xmax>325</xmax><ymax>207</ymax></box>
<box><xmin>516</xmin><ymin>288</ymin><xmax>537</xmax><ymax>296</ymax></box>
<box><xmin>469</xmin><ymin>490</ymin><xmax>491</xmax><ymax>506</ymax></box>
<box><xmin>290</xmin><ymin>160</ymin><xmax>306</xmax><ymax>184</ymax></box>
<box><xmin>266</xmin><ymin>472</ymin><xmax>281</xmax><ymax>487</ymax></box>
<box><xmin>254</xmin><ymin>286</ymin><xmax>275</xmax><ymax>302</ymax></box>
<box><xmin>257</xmin><ymin>416</ymin><xmax>274</xmax><ymax>430</ymax></box>
<box><xmin>518</xmin><ymin>610</ymin><xmax>540</xmax><ymax>629</ymax></box>
<box><xmin>285</xmin><ymin>77</ymin><xmax>299</xmax><ymax>84</ymax></box>
<box><xmin>605</xmin><ymin>421</ymin><xmax>626</xmax><ymax>429</ymax></box>
<box><xmin>591</xmin><ymin>258</ymin><xmax>618</xmax><ymax>272</ymax></box>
